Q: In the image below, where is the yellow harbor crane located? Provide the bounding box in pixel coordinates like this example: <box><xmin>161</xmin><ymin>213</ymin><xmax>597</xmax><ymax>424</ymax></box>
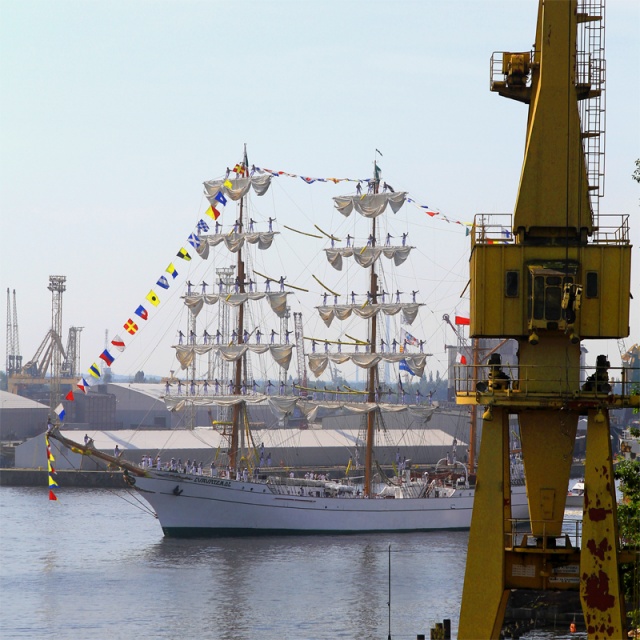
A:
<box><xmin>456</xmin><ymin>1</ymin><xmax>637</xmax><ymax>638</ymax></box>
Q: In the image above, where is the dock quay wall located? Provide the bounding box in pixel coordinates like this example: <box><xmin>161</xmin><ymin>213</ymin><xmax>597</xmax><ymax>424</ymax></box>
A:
<box><xmin>0</xmin><ymin>469</ymin><xmax>126</xmax><ymax>488</ymax></box>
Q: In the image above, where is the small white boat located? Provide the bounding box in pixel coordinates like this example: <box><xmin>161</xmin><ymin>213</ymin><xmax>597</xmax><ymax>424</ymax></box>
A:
<box><xmin>566</xmin><ymin>479</ymin><xmax>585</xmax><ymax>509</ymax></box>
<box><xmin>619</xmin><ymin>425</ymin><xmax>640</xmax><ymax>461</ymax></box>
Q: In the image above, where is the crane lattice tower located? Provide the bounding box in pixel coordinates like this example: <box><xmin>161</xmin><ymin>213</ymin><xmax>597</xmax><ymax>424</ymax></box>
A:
<box><xmin>48</xmin><ymin>275</ymin><xmax>67</xmax><ymax>411</ymax></box>
<box><xmin>5</xmin><ymin>288</ymin><xmax>22</xmax><ymax>375</ymax></box>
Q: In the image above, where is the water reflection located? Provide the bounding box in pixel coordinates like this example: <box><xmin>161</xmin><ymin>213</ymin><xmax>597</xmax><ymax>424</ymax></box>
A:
<box><xmin>126</xmin><ymin>532</ymin><xmax>468</xmax><ymax>638</ymax></box>
<box><xmin>1</xmin><ymin>488</ymin><xmax>590</xmax><ymax>639</ymax></box>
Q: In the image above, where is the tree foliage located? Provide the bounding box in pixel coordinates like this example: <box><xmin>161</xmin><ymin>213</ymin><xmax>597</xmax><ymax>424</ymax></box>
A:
<box><xmin>615</xmin><ymin>458</ymin><xmax>640</xmax><ymax>629</ymax></box>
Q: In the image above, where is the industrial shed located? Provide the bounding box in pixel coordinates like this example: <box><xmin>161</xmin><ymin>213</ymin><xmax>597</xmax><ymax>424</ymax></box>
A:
<box><xmin>16</xmin><ymin>425</ymin><xmax>465</xmax><ymax>471</ymax></box>
<box><xmin>0</xmin><ymin>390</ymin><xmax>49</xmax><ymax>440</ymax></box>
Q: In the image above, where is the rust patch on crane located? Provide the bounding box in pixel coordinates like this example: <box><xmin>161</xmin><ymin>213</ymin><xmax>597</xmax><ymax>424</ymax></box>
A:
<box><xmin>583</xmin><ymin>569</ymin><xmax>615</xmax><ymax>612</ymax></box>
<box><xmin>587</xmin><ymin>506</ymin><xmax>612</xmax><ymax>522</ymax></box>
<box><xmin>586</xmin><ymin>537</ymin><xmax>611</xmax><ymax>561</ymax></box>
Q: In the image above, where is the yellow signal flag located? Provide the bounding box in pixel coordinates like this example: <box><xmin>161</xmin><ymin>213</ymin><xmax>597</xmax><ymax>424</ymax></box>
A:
<box><xmin>205</xmin><ymin>205</ymin><xmax>221</xmax><ymax>220</ymax></box>
<box><xmin>166</xmin><ymin>263</ymin><xmax>178</xmax><ymax>278</ymax></box>
<box><xmin>146</xmin><ymin>290</ymin><xmax>160</xmax><ymax>307</ymax></box>
<box><xmin>48</xmin><ymin>475</ymin><xmax>59</xmax><ymax>487</ymax></box>
<box><xmin>223</xmin><ymin>179</ymin><xmax>233</xmax><ymax>189</ymax></box>
<box><xmin>345</xmin><ymin>458</ymin><xmax>352</xmax><ymax>475</ymax></box>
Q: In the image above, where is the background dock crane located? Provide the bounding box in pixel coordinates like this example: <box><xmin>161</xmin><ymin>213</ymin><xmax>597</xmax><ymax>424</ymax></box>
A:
<box><xmin>5</xmin><ymin>288</ymin><xmax>22</xmax><ymax>375</ymax></box>
<box><xmin>5</xmin><ymin>276</ymin><xmax>83</xmax><ymax>416</ymax></box>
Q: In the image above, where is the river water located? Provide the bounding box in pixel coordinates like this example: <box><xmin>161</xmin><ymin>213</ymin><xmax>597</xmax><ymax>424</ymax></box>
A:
<box><xmin>0</xmin><ymin>487</ymin><xmax>585</xmax><ymax>639</ymax></box>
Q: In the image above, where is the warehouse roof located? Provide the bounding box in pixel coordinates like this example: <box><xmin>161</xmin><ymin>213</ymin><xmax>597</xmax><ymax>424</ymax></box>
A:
<box><xmin>60</xmin><ymin>426</ymin><xmax>465</xmax><ymax>452</ymax></box>
<box><xmin>0</xmin><ymin>390</ymin><xmax>49</xmax><ymax>410</ymax></box>
<box><xmin>99</xmin><ymin>382</ymin><xmax>166</xmax><ymax>400</ymax></box>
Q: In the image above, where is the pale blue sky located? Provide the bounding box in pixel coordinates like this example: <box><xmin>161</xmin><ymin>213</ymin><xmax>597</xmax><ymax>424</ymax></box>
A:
<box><xmin>1</xmin><ymin>0</ymin><xmax>638</xmax><ymax>382</ymax></box>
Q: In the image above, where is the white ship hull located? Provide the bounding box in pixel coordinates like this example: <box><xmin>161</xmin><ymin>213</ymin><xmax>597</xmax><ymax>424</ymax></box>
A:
<box><xmin>131</xmin><ymin>471</ymin><xmax>529</xmax><ymax>537</ymax></box>
<box><xmin>565</xmin><ymin>494</ymin><xmax>584</xmax><ymax>509</ymax></box>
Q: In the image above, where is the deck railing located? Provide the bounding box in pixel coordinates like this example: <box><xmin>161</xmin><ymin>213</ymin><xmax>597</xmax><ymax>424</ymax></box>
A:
<box><xmin>454</xmin><ymin>363</ymin><xmax>639</xmax><ymax>402</ymax></box>
<box><xmin>470</xmin><ymin>213</ymin><xmax>630</xmax><ymax>246</ymax></box>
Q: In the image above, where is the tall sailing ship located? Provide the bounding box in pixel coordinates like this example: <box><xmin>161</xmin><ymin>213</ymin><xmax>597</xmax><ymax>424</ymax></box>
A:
<box><xmin>51</xmin><ymin>152</ymin><xmax>529</xmax><ymax>536</ymax></box>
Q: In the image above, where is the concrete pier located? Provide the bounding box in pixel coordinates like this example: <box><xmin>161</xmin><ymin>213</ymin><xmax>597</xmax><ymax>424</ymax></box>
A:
<box><xmin>0</xmin><ymin>468</ymin><xmax>126</xmax><ymax>488</ymax></box>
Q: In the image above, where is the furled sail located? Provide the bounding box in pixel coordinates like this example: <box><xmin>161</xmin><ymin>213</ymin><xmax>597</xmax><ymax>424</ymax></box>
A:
<box><xmin>307</xmin><ymin>352</ymin><xmax>427</xmax><ymax>378</ymax></box>
<box><xmin>183</xmin><ymin>292</ymin><xmax>289</xmax><ymax>318</ymax></box>
<box><xmin>325</xmin><ymin>245</ymin><xmax>412</xmax><ymax>271</ymax></box>
<box><xmin>203</xmin><ymin>173</ymin><xmax>272</xmax><ymax>201</ymax></box>
<box><xmin>173</xmin><ymin>344</ymin><xmax>294</xmax><ymax>371</ymax></box>
<box><xmin>196</xmin><ymin>232</ymin><xmax>276</xmax><ymax>258</ymax></box>
<box><xmin>333</xmin><ymin>192</ymin><xmax>406</xmax><ymax>218</ymax></box>
<box><xmin>267</xmin><ymin>397</ymin><xmax>435</xmax><ymax>423</ymax></box>
<box><xmin>166</xmin><ymin>395</ymin><xmax>268</xmax><ymax>411</ymax></box>
<box><xmin>317</xmin><ymin>302</ymin><xmax>422</xmax><ymax>327</ymax></box>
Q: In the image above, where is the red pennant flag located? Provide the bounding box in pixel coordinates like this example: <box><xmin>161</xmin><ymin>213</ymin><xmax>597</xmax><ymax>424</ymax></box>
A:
<box><xmin>454</xmin><ymin>316</ymin><xmax>471</xmax><ymax>326</ymax></box>
<box><xmin>65</xmin><ymin>390</ymin><xmax>75</xmax><ymax>402</ymax></box>
<box><xmin>49</xmin><ymin>490</ymin><xmax>58</xmax><ymax>501</ymax></box>
<box><xmin>111</xmin><ymin>335</ymin><xmax>126</xmax><ymax>351</ymax></box>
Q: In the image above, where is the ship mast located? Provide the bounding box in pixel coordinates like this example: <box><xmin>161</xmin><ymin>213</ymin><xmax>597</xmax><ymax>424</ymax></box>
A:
<box><xmin>229</xmin><ymin>145</ymin><xmax>249</xmax><ymax>470</ymax></box>
<box><xmin>364</xmin><ymin>158</ymin><xmax>381</xmax><ymax>497</ymax></box>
